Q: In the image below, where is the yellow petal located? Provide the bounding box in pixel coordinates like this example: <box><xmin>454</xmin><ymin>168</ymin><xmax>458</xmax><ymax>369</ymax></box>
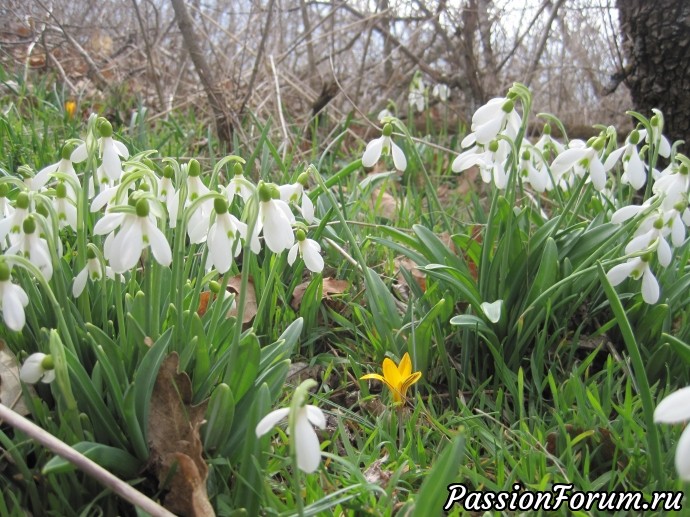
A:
<box><xmin>382</xmin><ymin>357</ymin><xmax>402</xmax><ymax>388</ymax></box>
<box><xmin>398</xmin><ymin>352</ymin><xmax>412</xmax><ymax>378</ymax></box>
<box><xmin>361</xmin><ymin>373</ymin><xmax>398</xmax><ymax>399</ymax></box>
<box><xmin>401</xmin><ymin>371</ymin><xmax>422</xmax><ymax>399</ymax></box>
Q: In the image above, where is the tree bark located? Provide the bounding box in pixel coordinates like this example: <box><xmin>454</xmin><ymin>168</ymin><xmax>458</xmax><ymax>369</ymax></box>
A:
<box><xmin>170</xmin><ymin>0</ymin><xmax>233</xmax><ymax>148</ymax></box>
<box><xmin>618</xmin><ymin>0</ymin><xmax>690</xmax><ymax>145</ymax></box>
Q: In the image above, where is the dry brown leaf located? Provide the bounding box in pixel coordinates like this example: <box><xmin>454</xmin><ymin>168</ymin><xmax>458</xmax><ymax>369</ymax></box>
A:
<box><xmin>291</xmin><ymin>277</ymin><xmax>349</xmax><ymax>311</ymax></box>
<box><xmin>370</xmin><ymin>188</ymin><xmax>399</xmax><ymax>219</ymax></box>
<box><xmin>0</xmin><ymin>340</ymin><xmax>32</xmax><ymax>416</ymax></box>
<box><xmin>147</xmin><ymin>353</ymin><xmax>213</xmax><ymax>517</ymax></box>
<box><xmin>363</xmin><ymin>453</ymin><xmax>392</xmax><ymax>486</ymax></box>
<box><xmin>226</xmin><ymin>276</ymin><xmax>257</xmax><ymax>324</ymax></box>
<box><xmin>394</xmin><ymin>256</ymin><xmax>426</xmax><ymax>292</ymax></box>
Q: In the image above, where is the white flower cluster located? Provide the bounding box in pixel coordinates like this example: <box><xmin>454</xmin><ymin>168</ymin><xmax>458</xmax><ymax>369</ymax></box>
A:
<box><xmin>0</xmin><ymin>116</ymin><xmax>326</xmax><ymax>343</ymax></box>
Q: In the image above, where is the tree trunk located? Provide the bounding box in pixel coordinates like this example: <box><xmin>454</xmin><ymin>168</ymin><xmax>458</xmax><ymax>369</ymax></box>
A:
<box><xmin>170</xmin><ymin>0</ymin><xmax>233</xmax><ymax>148</ymax></box>
<box><xmin>618</xmin><ymin>0</ymin><xmax>690</xmax><ymax>145</ymax></box>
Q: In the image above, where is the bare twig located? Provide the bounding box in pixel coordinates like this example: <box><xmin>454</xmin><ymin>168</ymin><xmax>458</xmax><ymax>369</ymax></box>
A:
<box><xmin>131</xmin><ymin>0</ymin><xmax>165</xmax><ymax>109</ymax></box>
<box><xmin>0</xmin><ymin>403</ymin><xmax>175</xmax><ymax>517</ymax></box>
<box><xmin>525</xmin><ymin>0</ymin><xmax>566</xmax><ymax>88</ymax></box>
<box><xmin>240</xmin><ymin>0</ymin><xmax>276</xmax><ymax>114</ymax></box>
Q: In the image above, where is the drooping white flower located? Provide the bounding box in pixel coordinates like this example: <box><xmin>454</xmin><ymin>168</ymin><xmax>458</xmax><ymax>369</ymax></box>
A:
<box><xmin>408</xmin><ymin>72</ymin><xmax>426</xmax><ymax>112</ymax></box>
<box><xmin>461</xmin><ymin>96</ymin><xmax>521</xmax><ymax>148</ymax></box>
<box><xmin>225</xmin><ymin>163</ymin><xmax>255</xmax><ymax>205</ymax></box>
<box><xmin>279</xmin><ymin>172</ymin><xmax>314</xmax><ymax>223</ymax></box>
<box><xmin>52</xmin><ymin>182</ymin><xmax>78</xmax><ymax>231</ymax></box>
<box><xmin>94</xmin><ymin>198</ymin><xmax>171</xmax><ymax>273</ymax></box>
<box><xmin>550</xmin><ymin>137</ymin><xmax>608</xmax><ymax>191</ymax></box>
<box><xmin>0</xmin><ymin>262</ymin><xmax>29</xmax><ymax>332</ymax></box>
<box><xmin>73</xmin><ymin>247</ymin><xmax>117</xmax><ymax>297</ymax></box>
<box><xmin>654</xmin><ymin>386</ymin><xmax>690</xmax><ymax>480</ymax></box>
<box><xmin>5</xmin><ymin>215</ymin><xmax>53</xmax><ymax>281</ymax></box>
<box><xmin>205</xmin><ymin>197</ymin><xmax>247</xmax><ymax>274</ymax></box>
<box><xmin>172</xmin><ymin>160</ymin><xmax>213</xmax><ymax>241</ymax></box>
<box><xmin>257</xmin><ymin>182</ymin><xmax>295</xmax><ymax>253</ymax></box>
<box><xmin>287</xmin><ymin>229</ymin><xmax>324</xmax><ymax>273</ymax></box>
<box><xmin>72</xmin><ymin>118</ymin><xmax>129</xmax><ymax>183</ymax></box>
<box><xmin>19</xmin><ymin>353</ymin><xmax>55</xmax><ymax>384</ymax></box>
<box><xmin>452</xmin><ymin>139</ymin><xmax>511</xmax><ymax>189</ymax></box>
<box><xmin>362</xmin><ymin>123</ymin><xmax>407</xmax><ymax>172</ymax></box>
<box><xmin>646</xmin><ymin>109</ymin><xmax>671</xmax><ymax>158</ymax></box>
<box><xmin>0</xmin><ymin>192</ymin><xmax>31</xmax><ymax>250</ymax></box>
<box><xmin>432</xmin><ymin>83</ymin><xmax>450</xmax><ymax>102</ymax></box>
<box><xmin>256</xmin><ymin>403</ymin><xmax>326</xmax><ymax>473</ymax></box>
<box><xmin>518</xmin><ymin>145</ymin><xmax>548</xmax><ymax>193</ymax></box>
<box><xmin>603</xmin><ymin>129</ymin><xmax>647</xmax><ymax>190</ymax></box>
<box><xmin>33</xmin><ymin>144</ymin><xmax>81</xmax><ymax>193</ymax></box>
<box><xmin>533</xmin><ymin>124</ymin><xmax>565</xmax><ymax>160</ymax></box>
<box><xmin>607</xmin><ymin>256</ymin><xmax>659</xmax><ymax>304</ymax></box>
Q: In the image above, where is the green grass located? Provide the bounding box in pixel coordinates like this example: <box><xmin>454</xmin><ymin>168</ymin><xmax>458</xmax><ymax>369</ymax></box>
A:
<box><xmin>0</xmin><ymin>70</ymin><xmax>689</xmax><ymax>516</ymax></box>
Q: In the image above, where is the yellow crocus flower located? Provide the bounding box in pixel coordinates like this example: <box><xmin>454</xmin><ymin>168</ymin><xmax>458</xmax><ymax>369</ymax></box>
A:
<box><xmin>361</xmin><ymin>352</ymin><xmax>421</xmax><ymax>404</ymax></box>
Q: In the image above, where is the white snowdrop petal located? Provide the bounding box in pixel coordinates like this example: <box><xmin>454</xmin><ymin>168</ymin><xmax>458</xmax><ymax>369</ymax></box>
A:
<box><xmin>2</xmin><ymin>287</ymin><xmax>26</xmax><ymax>331</ymax></box>
<box><xmin>675</xmin><ymin>426</ymin><xmax>690</xmax><ymax>480</ymax></box>
<box><xmin>362</xmin><ymin>138</ymin><xmax>384</xmax><ymax>168</ymax></box>
<box><xmin>301</xmin><ymin>195</ymin><xmax>315</xmax><ymax>223</ymax></box>
<box><xmin>611</xmin><ymin>205</ymin><xmax>644</xmax><ymax>224</ymax></box>
<box><xmin>93</xmin><ymin>213</ymin><xmax>125</xmax><ymax>235</ymax></box>
<box><xmin>19</xmin><ymin>353</ymin><xmax>46</xmax><ymax>383</ymax></box>
<box><xmin>606</xmin><ymin>260</ymin><xmax>638</xmax><ymax>286</ymax></box>
<box><xmin>294</xmin><ymin>411</ymin><xmax>321</xmax><ymax>473</ymax></box>
<box><xmin>287</xmin><ymin>243</ymin><xmax>299</xmax><ymax>265</ymax></box>
<box><xmin>391</xmin><ymin>142</ymin><xmax>407</xmax><ymax>172</ymax></box>
<box><xmin>481</xmin><ymin>300</ymin><xmax>503</xmax><ymax>324</ymax></box>
<box><xmin>657</xmin><ymin>237</ymin><xmax>672</xmax><ymax>268</ymax></box>
<box><xmin>550</xmin><ymin>148</ymin><xmax>586</xmax><ymax>176</ymax></box>
<box><xmin>146</xmin><ymin>222</ymin><xmax>172</xmax><ymax>267</ymax></box>
<box><xmin>73</xmin><ymin>267</ymin><xmax>89</xmax><ymax>298</ymax></box>
<box><xmin>654</xmin><ymin>386</ymin><xmax>690</xmax><ymax>423</ymax></box>
<box><xmin>114</xmin><ymin>140</ymin><xmax>129</xmax><ymax>158</ymax></box>
<box><xmin>603</xmin><ymin>147</ymin><xmax>625</xmax><ymax>171</ymax></box>
<box><xmin>255</xmin><ymin>408</ymin><xmax>290</xmax><ymax>437</ymax></box>
<box><xmin>305</xmin><ymin>405</ymin><xmax>326</xmax><ymax>429</ymax></box>
<box><xmin>70</xmin><ymin>143</ymin><xmax>88</xmax><ymax>163</ymax></box>
<box><xmin>303</xmin><ymin>241</ymin><xmax>324</xmax><ymax>273</ymax></box>
<box><xmin>641</xmin><ymin>266</ymin><xmax>659</xmax><ymax>304</ymax></box>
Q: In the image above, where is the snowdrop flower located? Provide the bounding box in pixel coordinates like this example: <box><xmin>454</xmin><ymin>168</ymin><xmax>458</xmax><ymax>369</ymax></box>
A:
<box><xmin>432</xmin><ymin>83</ymin><xmax>450</xmax><ymax>102</ymax></box>
<box><xmin>603</xmin><ymin>128</ymin><xmax>647</xmax><ymax>190</ymax></box>
<box><xmin>288</xmin><ymin>229</ymin><xmax>323</xmax><ymax>273</ymax></box>
<box><xmin>6</xmin><ymin>215</ymin><xmax>53</xmax><ymax>281</ymax></box>
<box><xmin>646</xmin><ymin>110</ymin><xmax>671</xmax><ymax>158</ymax></box>
<box><xmin>0</xmin><ymin>192</ymin><xmax>31</xmax><ymax>250</ymax></box>
<box><xmin>408</xmin><ymin>72</ymin><xmax>426</xmax><ymax>112</ymax></box>
<box><xmin>377</xmin><ymin>108</ymin><xmax>394</xmax><ymax>121</ymax></box>
<box><xmin>461</xmin><ymin>96</ymin><xmax>521</xmax><ymax>148</ymax></box>
<box><xmin>33</xmin><ymin>143</ymin><xmax>81</xmax><ymax>193</ymax></box>
<box><xmin>550</xmin><ymin>136</ymin><xmax>608</xmax><ymax>191</ymax></box>
<box><xmin>94</xmin><ymin>198</ymin><xmax>172</xmax><ymax>273</ymax></box>
<box><xmin>206</xmin><ymin>197</ymin><xmax>247</xmax><ymax>274</ymax></box>
<box><xmin>73</xmin><ymin>247</ymin><xmax>116</xmax><ymax>297</ymax></box>
<box><xmin>607</xmin><ymin>254</ymin><xmax>659</xmax><ymax>304</ymax></box>
<box><xmin>256</xmin><ymin>381</ymin><xmax>326</xmax><ymax>474</ymax></box>
<box><xmin>362</xmin><ymin>123</ymin><xmax>407</xmax><ymax>172</ymax></box>
<box><xmin>225</xmin><ymin>163</ymin><xmax>254</xmax><ymax>205</ymax></box>
<box><xmin>518</xmin><ymin>146</ymin><xmax>548</xmax><ymax>193</ymax></box>
<box><xmin>19</xmin><ymin>353</ymin><xmax>55</xmax><ymax>384</ymax></box>
<box><xmin>52</xmin><ymin>182</ymin><xmax>78</xmax><ymax>231</ymax></box>
<box><xmin>171</xmin><ymin>160</ymin><xmax>213</xmax><ymax>242</ymax></box>
<box><xmin>653</xmin><ymin>161</ymin><xmax>690</xmax><ymax>207</ymax></box>
<box><xmin>258</xmin><ymin>182</ymin><xmax>295</xmax><ymax>253</ymax></box>
<box><xmin>0</xmin><ymin>261</ymin><xmax>29</xmax><ymax>332</ymax></box>
<box><xmin>72</xmin><ymin>118</ymin><xmax>128</xmax><ymax>186</ymax></box>
<box><xmin>452</xmin><ymin>139</ymin><xmax>511</xmax><ymax>189</ymax></box>
<box><xmin>0</xmin><ymin>183</ymin><xmax>14</xmax><ymax>221</ymax></box>
<box><xmin>279</xmin><ymin>171</ymin><xmax>314</xmax><ymax>223</ymax></box>
<box><xmin>533</xmin><ymin>124</ymin><xmax>564</xmax><ymax>159</ymax></box>
<box><xmin>654</xmin><ymin>386</ymin><xmax>690</xmax><ymax>479</ymax></box>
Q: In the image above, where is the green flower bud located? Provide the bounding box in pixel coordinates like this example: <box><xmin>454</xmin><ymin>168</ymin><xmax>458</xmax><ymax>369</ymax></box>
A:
<box><xmin>135</xmin><ymin>199</ymin><xmax>149</xmax><ymax>217</ymax></box>
<box><xmin>0</xmin><ymin>262</ymin><xmax>10</xmax><ymax>281</ymax></box>
<box><xmin>209</xmin><ymin>281</ymin><xmax>221</xmax><ymax>294</ymax></box>
<box><xmin>296</xmin><ymin>229</ymin><xmax>306</xmax><ymax>241</ymax></box>
<box><xmin>522</xmin><ymin>150</ymin><xmax>531</xmax><ymax>160</ymax></box>
<box><xmin>642</xmin><ymin>252</ymin><xmax>653</xmax><ymax>263</ymax></box>
<box><xmin>0</xmin><ymin>183</ymin><xmax>9</xmax><ymax>198</ymax></box>
<box><xmin>97</xmin><ymin>118</ymin><xmax>113</xmax><ymax>137</ymax></box>
<box><xmin>651</xmin><ymin>115</ymin><xmax>660</xmax><ymax>127</ymax></box>
<box><xmin>55</xmin><ymin>182</ymin><xmax>67</xmax><ymax>199</ymax></box>
<box><xmin>188</xmin><ymin>159</ymin><xmax>201</xmax><ymax>177</ymax></box>
<box><xmin>653</xmin><ymin>217</ymin><xmax>664</xmax><ymax>230</ymax></box>
<box><xmin>233</xmin><ymin>163</ymin><xmax>243</xmax><ymax>177</ymax></box>
<box><xmin>297</xmin><ymin>172</ymin><xmax>309</xmax><ymax>187</ymax></box>
<box><xmin>592</xmin><ymin>137</ymin><xmax>606</xmax><ymax>151</ymax></box>
<box><xmin>382</xmin><ymin>123</ymin><xmax>393</xmax><ymax>137</ymax></box>
<box><xmin>36</xmin><ymin>204</ymin><xmax>48</xmax><ymax>218</ymax></box>
<box><xmin>680</xmin><ymin>164</ymin><xmax>688</xmax><ymax>175</ymax></box>
<box><xmin>23</xmin><ymin>215</ymin><xmax>36</xmax><ymax>234</ymax></box>
<box><xmin>258</xmin><ymin>182</ymin><xmax>272</xmax><ymax>202</ymax></box>
<box><xmin>543</xmin><ymin>123</ymin><xmax>551</xmax><ymax>135</ymax></box>
<box><xmin>41</xmin><ymin>355</ymin><xmax>54</xmax><ymax>371</ymax></box>
<box><xmin>61</xmin><ymin>142</ymin><xmax>78</xmax><ymax>160</ymax></box>
<box><xmin>139</xmin><ymin>182</ymin><xmax>151</xmax><ymax>192</ymax></box>
<box><xmin>489</xmin><ymin>140</ymin><xmax>499</xmax><ymax>153</ymax></box>
<box><xmin>16</xmin><ymin>192</ymin><xmax>29</xmax><ymax>210</ymax></box>
<box><xmin>214</xmin><ymin>197</ymin><xmax>228</xmax><ymax>214</ymax></box>
<box><xmin>86</xmin><ymin>247</ymin><xmax>97</xmax><ymax>260</ymax></box>
<box><xmin>502</xmin><ymin>100</ymin><xmax>514</xmax><ymax>113</ymax></box>
<box><xmin>629</xmin><ymin>130</ymin><xmax>640</xmax><ymax>145</ymax></box>
<box><xmin>163</xmin><ymin>165</ymin><xmax>175</xmax><ymax>179</ymax></box>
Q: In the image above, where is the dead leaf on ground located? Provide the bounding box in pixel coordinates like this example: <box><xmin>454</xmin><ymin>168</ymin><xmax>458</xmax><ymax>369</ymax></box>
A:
<box><xmin>291</xmin><ymin>277</ymin><xmax>350</xmax><ymax>311</ymax></box>
<box><xmin>197</xmin><ymin>276</ymin><xmax>257</xmax><ymax>325</ymax></box>
<box><xmin>0</xmin><ymin>340</ymin><xmax>32</xmax><ymax>416</ymax></box>
<box><xmin>147</xmin><ymin>353</ymin><xmax>213</xmax><ymax>517</ymax></box>
<box><xmin>370</xmin><ymin>187</ymin><xmax>399</xmax><ymax>219</ymax></box>
<box><xmin>363</xmin><ymin>452</ymin><xmax>392</xmax><ymax>486</ymax></box>
<box><xmin>394</xmin><ymin>256</ymin><xmax>426</xmax><ymax>292</ymax></box>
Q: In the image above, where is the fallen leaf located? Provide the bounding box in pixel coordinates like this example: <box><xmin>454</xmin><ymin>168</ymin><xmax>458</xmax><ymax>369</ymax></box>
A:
<box><xmin>147</xmin><ymin>354</ymin><xmax>213</xmax><ymax>516</ymax></box>
<box><xmin>363</xmin><ymin>452</ymin><xmax>392</xmax><ymax>486</ymax></box>
<box><xmin>291</xmin><ymin>277</ymin><xmax>349</xmax><ymax>311</ymax></box>
<box><xmin>394</xmin><ymin>256</ymin><xmax>426</xmax><ymax>292</ymax></box>
<box><xmin>225</xmin><ymin>276</ymin><xmax>257</xmax><ymax>324</ymax></box>
<box><xmin>0</xmin><ymin>340</ymin><xmax>32</xmax><ymax>416</ymax></box>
